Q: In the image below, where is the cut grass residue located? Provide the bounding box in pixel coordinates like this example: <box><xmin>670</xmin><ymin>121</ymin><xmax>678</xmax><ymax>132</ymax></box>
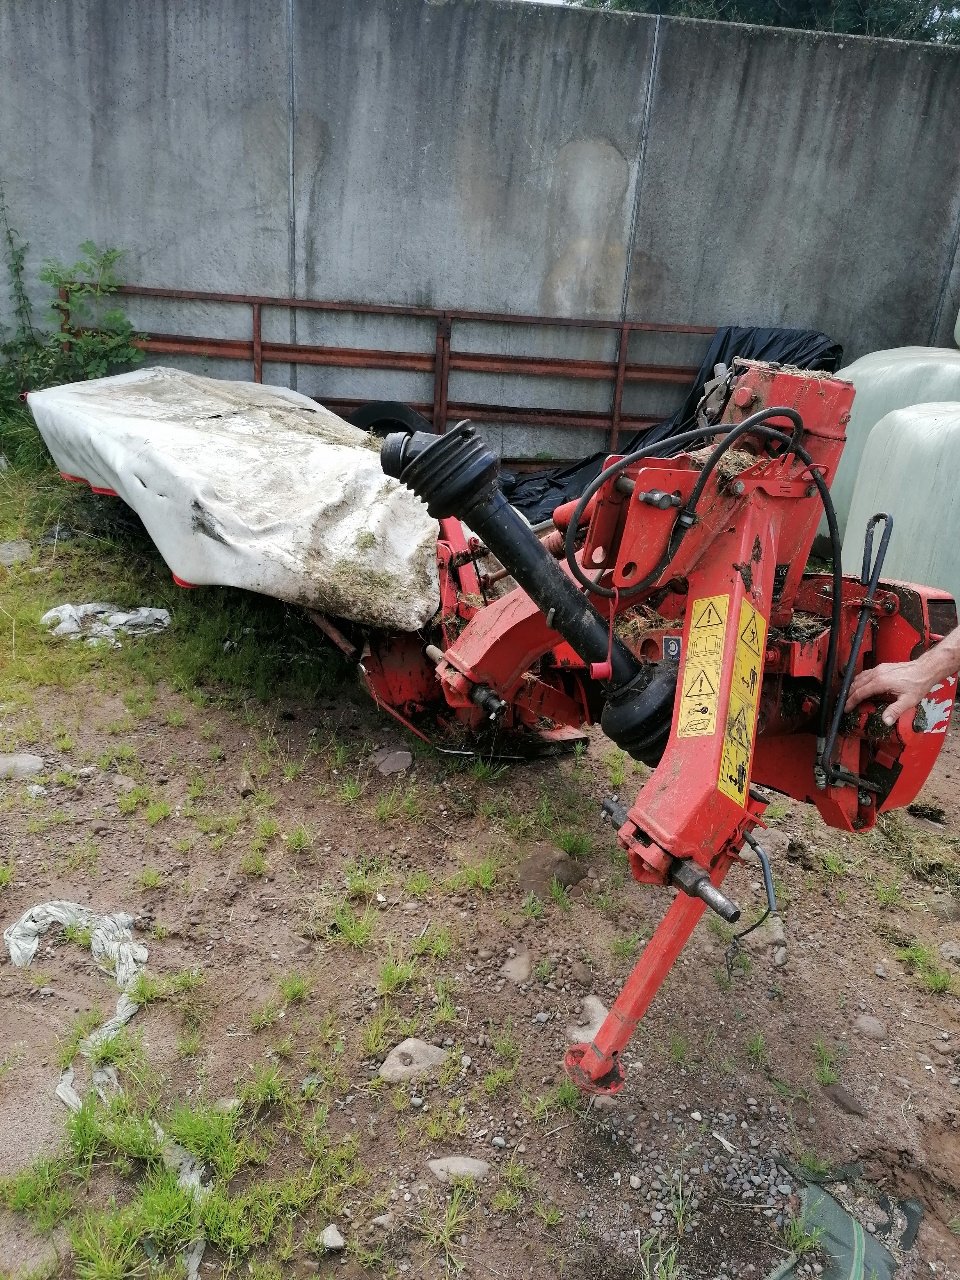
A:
<box><xmin>873</xmin><ymin>811</ymin><xmax>960</xmax><ymax>889</ymax></box>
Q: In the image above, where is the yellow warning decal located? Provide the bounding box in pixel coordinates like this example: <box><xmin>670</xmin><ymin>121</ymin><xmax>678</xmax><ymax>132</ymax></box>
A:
<box><xmin>717</xmin><ymin>600</ymin><xmax>768</xmax><ymax>805</ymax></box>
<box><xmin>677</xmin><ymin>594</ymin><xmax>730</xmax><ymax>737</ymax></box>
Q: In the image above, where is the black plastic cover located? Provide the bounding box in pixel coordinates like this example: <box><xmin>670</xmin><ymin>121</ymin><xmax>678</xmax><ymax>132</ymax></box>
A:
<box><xmin>502</xmin><ymin>325</ymin><xmax>843</xmax><ymax>523</ymax></box>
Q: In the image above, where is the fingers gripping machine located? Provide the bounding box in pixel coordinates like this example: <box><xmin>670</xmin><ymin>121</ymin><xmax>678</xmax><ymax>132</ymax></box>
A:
<box><xmin>372</xmin><ymin>361</ymin><xmax>957</xmax><ymax>1095</ymax></box>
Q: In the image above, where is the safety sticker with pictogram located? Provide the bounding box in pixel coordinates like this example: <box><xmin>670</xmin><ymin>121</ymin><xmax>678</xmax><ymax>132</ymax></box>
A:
<box><xmin>677</xmin><ymin>594</ymin><xmax>729</xmax><ymax>737</ymax></box>
<box><xmin>717</xmin><ymin>599</ymin><xmax>768</xmax><ymax>804</ymax></box>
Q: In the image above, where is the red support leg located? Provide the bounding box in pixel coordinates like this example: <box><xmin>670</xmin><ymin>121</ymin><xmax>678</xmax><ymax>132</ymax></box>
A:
<box><xmin>564</xmin><ymin>855</ymin><xmax>734</xmax><ymax>1094</ymax></box>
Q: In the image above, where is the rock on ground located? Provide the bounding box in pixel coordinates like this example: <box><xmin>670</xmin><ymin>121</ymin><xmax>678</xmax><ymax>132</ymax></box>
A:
<box><xmin>0</xmin><ymin>754</ymin><xmax>44</xmax><ymax>781</ymax></box>
<box><xmin>853</xmin><ymin>1013</ymin><xmax>887</xmax><ymax>1041</ymax></box>
<box><xmin>428</xmin><ymin>1156</ymin><xmax>491</xmax><ymax>1182</ymax></box>
<box><xmin>0</xmin><ymin>540</ymin><xmax>31</xmax><ymax>567</ymax></box>
<box><xmin>379</xmin><ymin>1037</ymin><xmax>448</xmax><ymax>1083</ymax></box>
<box><xmin>516</xmin><ymin>843</ymin><xmax>587</xmax><ymax>897</ymax></box>
<box><xmin>566</xmin><ymin>995</ymin><xmax>609</xmax><ymax>1043</ymax></box>
<box><xmin>320</xmin><ymin>1224</ymin><xmax>345</xmax><ymax>1252</ymax></box>
<box><xmin>500</xmin><ymin>948</ymin><xmax>532</xmax><ymax>984</ymax></box>
<box><xmin>372</xmin><ymin>748</ymin><xmax>413</xmax><ymax>775</ymax></box>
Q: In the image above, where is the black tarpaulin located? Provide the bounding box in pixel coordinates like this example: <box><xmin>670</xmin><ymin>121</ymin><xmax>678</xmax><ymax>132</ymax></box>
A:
<box><xmin>503</xmin><ymin>325</ymin><xmax>843</xmax><ymax>524</ymax></box>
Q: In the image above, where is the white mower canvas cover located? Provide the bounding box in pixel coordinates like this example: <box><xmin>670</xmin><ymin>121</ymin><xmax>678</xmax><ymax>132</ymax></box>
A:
<box><xmin>27</xmin><ymin>367</ymin><xmax>440</xmax><ymax>631</ymax></box>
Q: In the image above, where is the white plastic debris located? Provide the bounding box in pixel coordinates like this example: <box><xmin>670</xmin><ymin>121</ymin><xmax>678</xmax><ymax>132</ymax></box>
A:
<box><xmin>55</xmin><ymin>1066</ymin><xmax>83</xmax><ymax>1113</ymax></box>
<box><xmin>3</xmin><ymin>899</ymin><xmax>209</xmax><ymax>1275</ymax></box>
<box><xmin>4</xmin><ymin>901</ymin><xmax>147</xmax><ymax>985</ymax></box>
<box><xmin>40</xmin><ymin>602</ymin><xmax>170</xmax><ymax>647</ymax></box>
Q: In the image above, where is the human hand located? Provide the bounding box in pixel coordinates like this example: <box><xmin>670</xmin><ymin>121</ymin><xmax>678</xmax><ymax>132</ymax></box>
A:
<box><xmin>844</xmin><ymin>661</ymin><xmax>936</xmax><ymax>726</ymax></box>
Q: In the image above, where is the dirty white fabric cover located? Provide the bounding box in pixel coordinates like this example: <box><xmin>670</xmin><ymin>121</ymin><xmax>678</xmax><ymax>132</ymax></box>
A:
<box><xmin>28</xmin><ymin>367</ymin><xmax>440</xmax><ymax>630</ymax></box>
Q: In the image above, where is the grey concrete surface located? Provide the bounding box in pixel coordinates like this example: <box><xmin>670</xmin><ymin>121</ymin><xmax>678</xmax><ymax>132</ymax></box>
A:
<box><xmin>625</xmin><ymin>17</ymin><xmax>960</xmax><ymax>360</ymax></box>
<box><xmin>2</xmin><ymin>0</ymin><xmax>960</xmax><ymax>457</ymax></box>
<box><xmin>291</xmin><ymin>0</ymin><xmax>654</xmax><ymax>317</ymax></box>
<box><xmin>0</xmin><ymin>0</ymin><xmax>291</xmax><ymax>300</ymax></box>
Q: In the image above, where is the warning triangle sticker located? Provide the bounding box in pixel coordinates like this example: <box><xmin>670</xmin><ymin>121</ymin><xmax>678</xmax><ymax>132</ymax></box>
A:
<box><xmin>692</xmin><ymin>601</ymin><xmax>725</xmax><ymax>630</ymax></box>
<box><xmin>728</xmin><ymin>705</ymin><xmax>751</xmax><ymax>748</ymax></box>
<box><xmin>740</xmin><ymin>614</ymin><xmax>762</xmax><ymax>654</ymax></box>
<box><xmin>683</xmin><ymin>668</ymin><xmax>717</xmax><ymax>699</ymax></box>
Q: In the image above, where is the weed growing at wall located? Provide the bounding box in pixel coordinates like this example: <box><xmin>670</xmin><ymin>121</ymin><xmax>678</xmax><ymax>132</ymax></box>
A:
<box><xmin>0</xmin><ymin>183</ymin><xmax>142</xmax><ymax>467</ymax></box>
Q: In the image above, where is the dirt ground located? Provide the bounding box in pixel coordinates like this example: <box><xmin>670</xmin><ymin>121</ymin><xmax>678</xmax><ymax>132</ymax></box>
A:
<box><xmin>1</xmin><ymin>497</ymin><xmax>960</xmax><ymax>1279</ymax></box>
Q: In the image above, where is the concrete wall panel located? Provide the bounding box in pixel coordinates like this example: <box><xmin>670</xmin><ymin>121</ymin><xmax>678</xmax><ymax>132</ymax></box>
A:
<box><xmin>291</xmin><ymin>0</ymin><xmax>656</xmax><ymax>317</ymax></box>
<box><xmin>625</xmin><ymin>18</ymin><xmax>960</xmax><ymax>360</ymax></box>
<box><xmin>0</xmin><ymin>0</ymin><xmax>290</xmax><ymax>325</ymax></box>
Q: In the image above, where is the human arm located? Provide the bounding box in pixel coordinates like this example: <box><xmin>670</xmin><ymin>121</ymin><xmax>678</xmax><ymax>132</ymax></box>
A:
<box><xmin>845</xmin><ymin>626</ymin><xmax>960</xmax><ymax>726</ymax></box>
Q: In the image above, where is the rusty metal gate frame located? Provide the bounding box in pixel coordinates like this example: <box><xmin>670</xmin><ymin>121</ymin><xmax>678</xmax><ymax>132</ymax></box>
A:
<box><xmin>103</xmin><ymin>285</ymin><xmax>714</xmax><ymax>457</ymax></box>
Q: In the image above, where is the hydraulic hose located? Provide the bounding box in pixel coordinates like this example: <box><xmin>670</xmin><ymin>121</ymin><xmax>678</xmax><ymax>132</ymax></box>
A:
<box><xmin>560</xmin><ymin>410</ymin><xmax>844</xmax><ymax>741</ymax></box>
<box><xmin>381</xmin><ymin>423</ymin><xmax>640</xmax><ymax>689</ymax></box>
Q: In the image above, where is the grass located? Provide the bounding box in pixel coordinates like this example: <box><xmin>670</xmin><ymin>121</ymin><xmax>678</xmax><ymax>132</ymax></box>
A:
<box><xmin>795</xmin><ymin>1148</ymin><xmax>831</xmax><ymax>1178</ymax></box>
<box><xmin>63</xmin><ymin>920</ymin><xmax>93</xmax><ymax>947</ymax></box>
<box><xmin>331</xmin><ymin>901</ymin><xmax>374</xmax><ymax>949</ymax></box>
<box><xmin>251</xmin><ymin>1001</ymin><xmax>282</xmax><ymax>1032</ymax></box>
<box><xmin>483</xmin><ymin>1065</ymin><xmax>515</xmax><ymax>1095</ymax></box>
<box><xmin>556</xmin><ymin>829</ymin><xmax>590</xmax><ymax>857</ymax></box>
<box><xmin>820</xmin><ymin>850</ymin><xmax>846</xmax><ymax>877</ymax></box>
<box><xmin>813</xmin><ymin>1037</ymin><xmax>839</xmax><ymax>1086</ymax></box>
<box><xmin>241</xmin><ymin>847</ymin><xmax>268</xmax><ymax>877</ymax></box>
<box><xmin>417</xmin><ymin>1181</ymin><xmax>475</xmax><ymax>1270</ymax></box>
<box><xmin>240</xmin><ymin>1063</ymin><xmax>288</xmax><ymax>1111</ymax></box>
<box><xmin>339</xmin><ymin>777</ymin><xmax>363</xmax><ymax>804</ymax></box>
<box><xmin>278</xmin><ymin>971</ymin><xmax>311</xmax><ymax>1003</ymax></box>
<box><xmin>412</xmin><ymin>926</ymin><xmax>452</xmax><ymax>960</ymax></box>
<box><xmin>782</xmin><ymin>1214</ymin><xmax>824</xmax><ymax>1256</ymax></box>
<box><xmin>533</xmin><ymin>1199</ymin><xmax>563</xmax><ymax>1228</ymax></box>
<box><xmin>405</xmin><ymin>869</ymin><xmax>433</xmax><ymax>898</ymax></box>
<box><xmin>361</xmin><ymin>1006</ymin><xmax>395</xmax><ymax>1058</ymax></box>
<box><xmin>345</xmin><ymin>857</ymin><xmax>385</xmax><ymax>900</ymax></box>
<box><xmin>117</xmin><ymin>783</ymin><xmax>150</xmax><ymax>815</ymax></box>
<box><xmin>549</xmin><ymin>875</ymin><xmax>571</xmax><ymax>912</ymax></box>
<box><xmin>167</xmin><ymin>1102</ymin><xmax>248</xmax><ymax>1179</ymax></box>
<box><xmin>667</xmin><ymin>1032</ymin><xmax>690</xmax><ymax>1066</ymax></box>
<box><xmin>745</xmin><ymin>1031</ymin><xmax>769</xmax><ymax>1070</ymax></box>
<box><xmin>873</xmin><ymin>876</ymin><xmax>903</xmax><ymax>908</ymax></box>
<box><xmin>872</xmin><ymin>811</ymin><xmax>960</xmax><ymax>889</ymax></box>
<box><xmin>285</xmin><ymin>823</ymin><xmax>311</xmax><ymax>854</ymax></box>
<box><xmin>1</xmin><ymin>1157</ymin><xmax>74</xmax><ymax>1231</ymax></box>
<box><xmin>136</xmin><ymin>865</ymin><xmax>162</xmax><ymax>890</ymax></box>
<box><xmin>144</xmin><ymin>799</ymin><xmax>171</xmax><ymax>826</ymax></box>
<box><xmin>57</xmin><ymin>1008</ymin><xmax>106</xmax><ymax>1069</ymax></box>
<box><xmin>521</xmin><ymin>892</ymin><xmax>545</xmax><ymax>920</ymax></box>
<box><xmin>611</xmin><ymin>931</ymin><xmax>643</xmax><ymax>961</ymax></box>
<box><xmin>88</xmin><ymin>1026</ymin><xmax>143</xmax><ymax>1071</ymax></box>
<box><xmin>605</xmin><ymin>748</ymin><xmax>627</xmax><ymax>789</ymax></box>
<box><xmin>454</xmin><ymin>853</ymin><xmax>499</xmax><ymax>892</ymax></box>
<box><xmin>377</xmin><ymin>951</ymin><xmax>417</xmax><ymax>995</ymax></box>
<box><xmin>431</xmin><ymin>978</ymin><xmax>457</xmax><ymax>1026</ymax></box>
<box><xmin>896</xmin><ymin>940</ymin><xmax>953</xmax><ymax>993</ymax></box>
<box><xmin>470</xmin><ymin>758</ymin><xmax>507</xmax><ymax>783</ymax></box>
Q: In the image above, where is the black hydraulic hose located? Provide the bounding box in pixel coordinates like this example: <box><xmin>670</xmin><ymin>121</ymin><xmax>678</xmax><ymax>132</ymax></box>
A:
<box><xmin>679</xmin><ymin>408</ymin><xmax>803</xmax><ymax>516</ymax></box>
<box><xmin>809</xmin><ymin>464</ymin><xmax>844</xmax><ymax>744</ymax></box>
<box><xmin>561</xmin><ymin>409</ymin><xmax>844</xmax><ymax>740</ymax></box>
<box><xmin>563</xmin><ymin>408</ymin><xmax>804</xmax><ymax>601</ymax></box>
<box><xmin>464</xmin><ymin>487</ymin><xmax>641</xmax><ymax>688</ymax></box>
<box><xmin>381</xmin><ymin>424</ymin><xmax>642</xmax><ymax>690</ymax></box>
<box><xmin>817</xmin><ymin>512</ymin><xmax>893</xmax><ymax>784</ymax></box>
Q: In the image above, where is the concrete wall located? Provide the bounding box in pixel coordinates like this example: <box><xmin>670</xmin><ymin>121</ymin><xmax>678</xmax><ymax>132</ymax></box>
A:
<box><xmin>3</xmin><ymin>0</ymin><xmax>960</xmax><ymax>457</ymax></box>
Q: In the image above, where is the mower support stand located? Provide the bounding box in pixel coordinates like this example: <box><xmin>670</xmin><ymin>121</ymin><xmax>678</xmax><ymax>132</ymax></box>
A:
<box><xmin>564</xmin><ymin>855</ymin><xmax>735</xmax><ymax>1094</ymax></box>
